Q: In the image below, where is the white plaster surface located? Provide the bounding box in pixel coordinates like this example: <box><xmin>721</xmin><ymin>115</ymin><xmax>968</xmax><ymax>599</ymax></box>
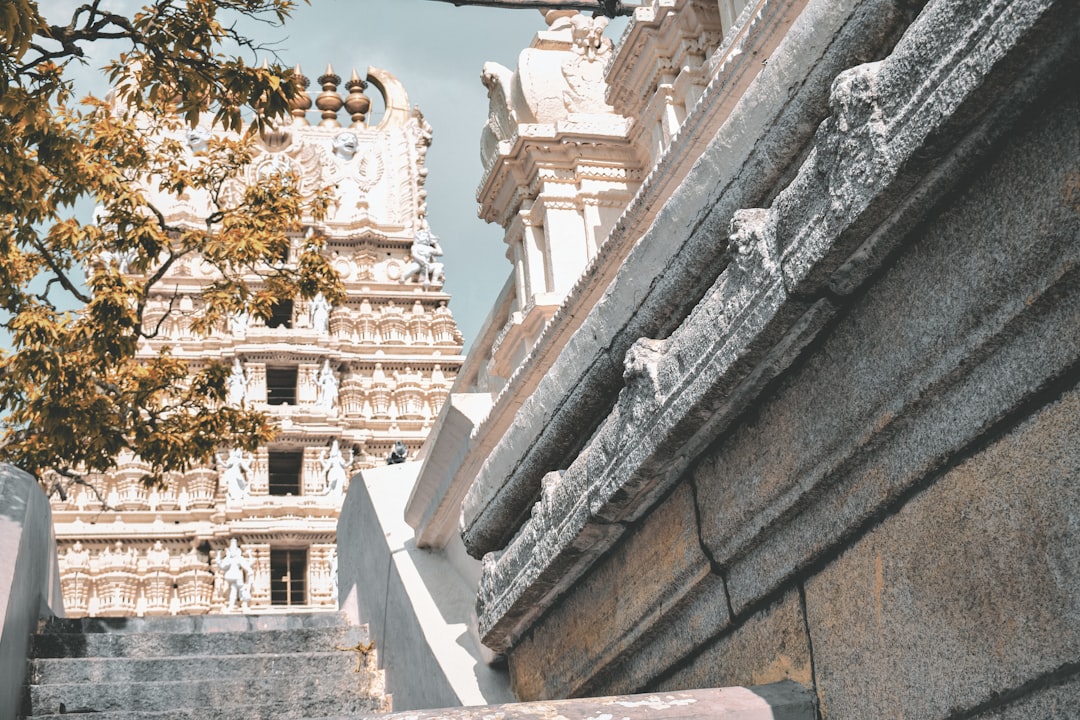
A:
<box><xmin>0</xmin><ymin>464</ymin><xmax>64</xmax><ymax>720</ymax></box>
<box><xmin>338</xmin><ymin>461</ymin><xmax>512</xmax><ymax>711</ymax></box>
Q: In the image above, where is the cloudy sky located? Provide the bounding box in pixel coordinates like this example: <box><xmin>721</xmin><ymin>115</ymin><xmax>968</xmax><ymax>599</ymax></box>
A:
<box><xmin>37</xmin><ymin>0</ymin><xmax>626</xmax><ymax>347</ymax></box>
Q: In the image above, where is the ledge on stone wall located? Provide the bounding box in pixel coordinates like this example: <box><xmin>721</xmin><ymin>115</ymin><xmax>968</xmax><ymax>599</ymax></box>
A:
<box><xmin>355</xmin><ymin>681</ymin><xmax>814</xmax><ymax>720</ymax></box>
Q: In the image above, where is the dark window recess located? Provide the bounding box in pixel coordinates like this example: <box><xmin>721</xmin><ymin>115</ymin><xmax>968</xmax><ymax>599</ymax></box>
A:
<box><xmin>270</xmin><ymin>548</ymin><xmax>307</xmax><ymax>607</ymax></box>
<box><xmin>266</xmin><ymin>299</ymin><xmax>293</xmax><ymax>329</ymax></box>
<box><xmin>268</xmin><ymin>450</ymin><xmax>303</xmax><ymax>495</ymax></box>
<box><xmin>266</xmin><ymin>367</ymin><xmax>298</xmax><ymax>406</ymax></box>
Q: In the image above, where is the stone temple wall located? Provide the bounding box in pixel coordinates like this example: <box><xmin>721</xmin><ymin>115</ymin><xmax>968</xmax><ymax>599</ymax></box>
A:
<box><xmin>456</xmin><ymin>0</ymin><xmax>1080</xmax><ymax>717</ymax></box>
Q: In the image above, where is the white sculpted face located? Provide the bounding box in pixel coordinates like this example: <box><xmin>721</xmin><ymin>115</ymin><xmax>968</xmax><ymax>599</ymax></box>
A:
<box><xmin>332</xmin><ymin>132</ymin><xmax>359</xmax><ymax>160</ymax></box>
<box><xmin>186</xmin><ymin>126</ymin><xmax>212</xmax><ymax>153</ymax></box>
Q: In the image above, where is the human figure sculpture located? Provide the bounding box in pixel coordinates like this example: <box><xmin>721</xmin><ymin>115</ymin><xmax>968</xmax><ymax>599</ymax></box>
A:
<box><xmin>315</xmin><ymin>360</ymin><xmax>338</xmax><ymax>413</ymax></box>
<box><xmin>227</xmin><ymin>358</ymin><xmax>248</xmax><ymax>407</ymax></box>
<box><xmin>399</xmin><ymin>229</ymin><xmax>445</xmax><ymax>287</ymax></box>
<box><xmin>217</xmin><ymin>448</ymin><xmax>251</xmax><ymax>501</ymax></box>
<box><xmin>186</xmin><ymin>126</ymin><xmax>212</xmax><ymax>153</ymax></box>
<box><xmin>321</xmin><ymin>439</ymin><xmax>353</xmax><ymax>500</ymax></box>
<box><xmin>217</xmin><ymin>539</ymin><xmax>253</xmax><ymax>611</ymax></box>
<box><xmin>309</xmin><ymin>292</ymin><xmax>331</xmax><ymax>334</ymax></box>
<box><xmin>387</xmin><ymin>440</ymin><xmax>408</xmax><ymax>465</ymax></box>
<box><xmin>332</xmin><ymin>132</ymin><xmax>359</xmax><ymax>161</ymax></box>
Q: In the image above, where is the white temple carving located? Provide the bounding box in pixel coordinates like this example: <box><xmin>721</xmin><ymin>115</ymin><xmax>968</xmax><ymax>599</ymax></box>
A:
<box><xmin>51</xmin><ymin>63</ymin><xmax>464</xmax><ymax>616</ymax></box>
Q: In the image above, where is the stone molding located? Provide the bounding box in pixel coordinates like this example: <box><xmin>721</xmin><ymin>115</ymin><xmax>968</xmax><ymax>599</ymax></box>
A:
<box><xmin>471</xmin><ymin>0</ymin><xmax>1077</xmax><ymax>651</ymax></box>
<box><xmin>459</xmin><ymin>0</ymin><xmax>916</xmax><ymax>561</ymax></box>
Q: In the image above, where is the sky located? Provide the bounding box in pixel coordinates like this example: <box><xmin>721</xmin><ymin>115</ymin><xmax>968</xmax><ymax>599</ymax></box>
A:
<box><xmin>35</xmin><ymin>0</ymin><xmax>624</xmax><ymax>348</ymax></box>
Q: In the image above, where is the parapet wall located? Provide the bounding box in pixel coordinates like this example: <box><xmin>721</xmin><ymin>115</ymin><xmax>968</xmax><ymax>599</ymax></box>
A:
<box><xmin>0</xmin><ymin>465</ymin><xmax>64</xmax><ymax>719</ymax></box>
<box><xmin>463</xmin><ymin>0</ymin><xmax>1080</xmax><ymax>716</ymax></box>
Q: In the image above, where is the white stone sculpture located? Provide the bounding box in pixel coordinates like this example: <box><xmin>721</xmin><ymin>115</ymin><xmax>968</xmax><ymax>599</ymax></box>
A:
<box><xmin>315</xmin><ymin>359</ymin><xmax>339</xmax><ymax>413</ymax></box>
<box><xmin>217</xmin><ymin>448</ymin><xmax>251</xmax><ymax>501</ymax></box>
<box><xmin>332</xmin><ymin>131</ymin><xmax>359</xmax><ymax>160</ymax></box>
<box><xmin>186</xmin><ymin>126</ymin><xmax>212</xmax><ymax>153</ymax></box>
<box><xmin>217</xmin><ymin>539</ymin><xmax>253</xmax><ymax>611</ymax></box>
<box><xmin>321</xmin><ymin>439</ymin><xmax>353</xmax><ymax>500</ymax></box>
<box><xmin>227</xmin><ymin>358</ymin><xmax>248</xmax><ymax>407</ymax></box>
<box><xmin>146</xmin><ymin>540</ymin><xmax>170</xmax><ymax>567</ymax></box>
<box><xmin>309</xmin><ymin>292</ymin><xmax>331</xmax><ymax>334</ymax></box>
<box><xmin>400</xmin><ymin>228</ymin><xmax>444</xmax><ymax>287</ymax></box>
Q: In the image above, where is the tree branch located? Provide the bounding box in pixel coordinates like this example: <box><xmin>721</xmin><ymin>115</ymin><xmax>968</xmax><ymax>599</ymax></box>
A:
<box><xmin>421</xmin><ymin>0</ymin><xmax>636</xmax><ymax>16</ymax></box>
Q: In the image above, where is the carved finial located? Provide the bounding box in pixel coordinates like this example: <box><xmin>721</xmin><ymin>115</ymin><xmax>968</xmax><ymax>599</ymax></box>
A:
<box><xmin>316</xmin><ymin>63</ymin><xmax>343</xmax><ymax>127</ymax></box>
<box><xmin>290</xmin><ymin>64</ymin><xmax>312</xmax><ymax>125</ymax></box>
<box><xmin>345</xmin><ymin>68</ymin><xmax>371</xmax><ymax>127</ymax></box>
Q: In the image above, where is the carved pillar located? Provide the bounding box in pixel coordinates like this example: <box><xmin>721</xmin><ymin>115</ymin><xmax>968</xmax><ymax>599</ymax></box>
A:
<box><xmin>246</xmin><ymin>363</ymin><xmax>267</xmax><ymax>404</ymax></box>
<box><xmin>302</xmin><ymin>447</ymin><xmax>324</xmax><ymax>495</ymax></box>
<box><xmin>248</xmin><ymin>544</ymin><xmax>271</xmax><ymax>609</ymax></box>
<box><xmin>297</xmin><ymin>363</ymin><xmax>319</xmax><ymax>405</ymax></box>
<box><xmin>308</xmin><ymin>544</ymin><xmax>337</xmax><ymax>608</ymax></box>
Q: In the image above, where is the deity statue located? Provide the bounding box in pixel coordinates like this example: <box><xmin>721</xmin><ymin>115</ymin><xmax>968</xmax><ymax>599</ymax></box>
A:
<box><xmin>227</xmin><ymin>358</ymin><xmax>248</xmax><ymax>407</ymax></box>
<box><xmin>217</xmin><ymin>448</ymin><xmax>251</xmax><ymax>502</ymax></box>
<box><xmin>217</xmin><ymin>539</ymin><xmax>253</xmax><ymax>611</ymax></box>
<box><xmin>186</xmin><ymin>126</ymin><xmax>212</xmax><ymax>153</ymax></box>
<box><xmin>387</xmin><ymin>440</ymin><xmax>408</xmax><ymax>465</ymax></box>
<box><xmin>399</xmin><ymin>228</ymin><xmax>445</xmax><ymax>287</ymax></box>
<box><xmin>146</xmin><ymin>540</ymin><xmax>170</xmax><ymax>567</ymax></box>
<box><xmin>332</xmin><ymin>131</ymin><xmax>359</xmax><ymax>161</ymax></box>
<box><xmin>315</xmin><ymin>360</ymin><xmax>339</xmax><ymax>413</ymax></box>
<box><xmin>321</xmin><ymin>439</ymin><xmax>353</xmax><ymax>501</ymax></box>
<box><xmin>309</xmin><ymin>292</ymin><xmax>331</xmax><ymax>335</ymax></box>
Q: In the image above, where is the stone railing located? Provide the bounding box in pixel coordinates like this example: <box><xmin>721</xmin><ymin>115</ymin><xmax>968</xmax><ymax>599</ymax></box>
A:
<box><xmin>0</xmin><ymin>464</ymin><xmax>64</xmax><ymax>720</ymax></box>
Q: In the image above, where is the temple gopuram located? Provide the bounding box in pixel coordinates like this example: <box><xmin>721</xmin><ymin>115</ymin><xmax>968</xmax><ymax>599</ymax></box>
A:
<box><xmin>49</xmin><ymin>64</ymin><xmax>464</xmax><ymax>617</ymax></box>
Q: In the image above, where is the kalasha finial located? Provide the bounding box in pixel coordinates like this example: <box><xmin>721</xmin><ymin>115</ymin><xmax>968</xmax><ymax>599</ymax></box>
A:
<box><xmin>290</xmin><ymin>64</ymin><xmax>312</xmax><ymax>125</ymax></box>
<box><xmin>345</xmin><ymin>69</ymin><xmax>371</xmax><ymax>127</ymax></box>
<box><xmin>316</xmin><ymin>63</ymin><xmax>343</xmax><ymax>127</ymax></box>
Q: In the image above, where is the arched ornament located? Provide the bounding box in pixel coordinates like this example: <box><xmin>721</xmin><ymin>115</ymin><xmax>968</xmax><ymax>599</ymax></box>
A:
<box><xmin>367</xmin><ymin>66</ymin><xmax>411</xmax><ymax>130</ymax></box>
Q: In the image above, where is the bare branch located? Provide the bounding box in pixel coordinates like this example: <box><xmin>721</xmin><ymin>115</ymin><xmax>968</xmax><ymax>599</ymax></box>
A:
<box><xmin>421</xmin><ymin>0</ymin><xmax>636</xmax><ymax>16</ymax></box>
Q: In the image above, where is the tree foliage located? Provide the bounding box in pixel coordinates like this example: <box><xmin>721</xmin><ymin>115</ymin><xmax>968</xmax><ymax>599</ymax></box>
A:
<box><xmin>0</xmin><ymin>0</ymin><xmax>343</xmax><ymax>492</ymax></box>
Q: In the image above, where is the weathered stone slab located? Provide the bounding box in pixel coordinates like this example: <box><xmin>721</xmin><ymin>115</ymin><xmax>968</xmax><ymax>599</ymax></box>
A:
<box><xmin>352</xmin><ymin>681</ymin><xmax>815</xmax><ymax>720</ymax></box>
<box><xmin>505</xmin><ymin>483</ymin><xmax>715</xmax><ymax>700</ymax></box>
<box><xmin>968</xmin><ymin>676</ymin><xmax>1080</xmax><ymax>719</ymax></box>
<box><xmin>702</xmin><ymin>65</ymin><xmax>1080</xmax><ymax>615</ymax></box>
<box><xmin>576</xmin><ymin>572</ymin><xmax>733</xmax><ymax>698</ymax></box>
<box><xmin>649</xmin><ymin>589</ymin><xmax>812</xmax><ymax>695</ymax></box>
<box><xmin>805</xmin><ymin>385</ymin><xmax>1080</xmax><ymax>720</ymax></box>
<box><xmin>477</xmin><ymin>225</ymin><xmax>833</xmax><ymax>651</ymax></box>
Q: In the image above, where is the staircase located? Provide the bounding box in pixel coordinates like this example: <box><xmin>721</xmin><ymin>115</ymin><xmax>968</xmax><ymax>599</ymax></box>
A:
<box><xmin>21</xmin><ymin>612</ymin><xmax>387</xmax><ymax>719</ymax></box>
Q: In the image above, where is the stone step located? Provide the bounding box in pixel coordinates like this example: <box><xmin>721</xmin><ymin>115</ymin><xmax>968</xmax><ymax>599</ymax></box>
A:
<box><xmin>25</xmin><ymin>695</ymin><xmax>385</xmax><ymax>720</ymax></box>
<box><xmin>31</xmin><ymin>624</ymin><xmax>367</xmax><ymax>659</ymax></box>
<box><xmin>26</xmin><ymin>674</ymin><xmax>377</xmax><ymax>716</ymax></box>
<box><xmin>28</xmin><ymin>651</ymin><xmax>360</xmax><ymax>685</ymax></box>
<box><xmin>38</xmin><ymin>612</ymin><xmax>350</xmax><ymax>636</ymax></box>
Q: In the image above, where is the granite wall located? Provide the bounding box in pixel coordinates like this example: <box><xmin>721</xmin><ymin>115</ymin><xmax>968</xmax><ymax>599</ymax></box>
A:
<box><xmin>467</xmin><ymin>0</ymin><xmax>1080</xmax><ymax>717</ymax></box>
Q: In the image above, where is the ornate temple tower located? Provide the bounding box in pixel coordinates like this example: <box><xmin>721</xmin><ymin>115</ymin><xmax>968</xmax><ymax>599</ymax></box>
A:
<box><xmin>50</xmin><ymin>65</ymin><xmax>464</xmax><ymax>617</ymax></box>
